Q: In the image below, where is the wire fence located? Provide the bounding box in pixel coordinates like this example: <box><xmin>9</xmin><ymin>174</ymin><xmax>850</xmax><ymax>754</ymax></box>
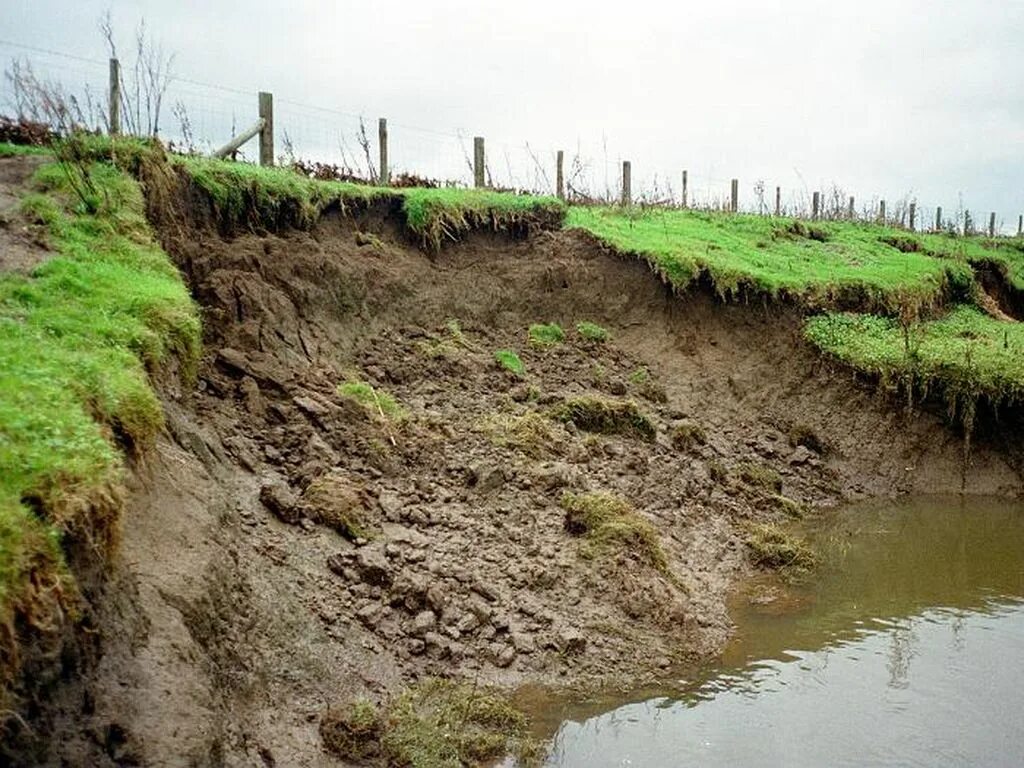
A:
<box><xmin>1</xmin><ymin>37</ymin><xmax>1021</xmax><ymax>236</ymax></box>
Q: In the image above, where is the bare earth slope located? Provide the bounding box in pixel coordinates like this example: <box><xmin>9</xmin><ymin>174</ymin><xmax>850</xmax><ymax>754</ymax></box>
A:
<box><xmin>40</xmin><ymin>198</ymin><xmax>1021</xmax><ymax>765</ymax></box>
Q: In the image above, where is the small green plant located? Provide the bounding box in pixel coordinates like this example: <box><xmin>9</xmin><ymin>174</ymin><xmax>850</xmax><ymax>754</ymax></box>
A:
<box><xmin>737</xmin><ymin>462</ymin><xmax>783</xmax><ymax>493</ymax></box>
<box><xmin>672</xmin><ymin>422</ymin><xmax>708</xmax><ymax>451</ymax></box>
<box><xmin>576</xmin><ymin>321</ymin><xmax>609</xmax><ymax>342</ymax></box>
<box><xmin>629</xmin><ymin>367</ymin><xmax>650</xmax><ymax>385</ymax></box>
<box><xmin>528</xmin><ymin>322</ymin><xmax>565</xmax><ymax>346</ymax></box>
<box><xmin>745</xmin><ymin>523</ymin><xmax>817</xmax><ymax>575</ymax></box>
<box><xmin>494</xmin><ymin>349</ymin><xmax>525</xmax><ymax>376</ymax></box>
<box><xmin>561</xmin><ymin>491</ymin><xmax>669</xmax><ymax>573</ymax></box>
<box><xmin>554</xmin><ymin>396</ymin><xmax>655</xmax><ymax>440</ymax></box>
<box><xmin>338</xmin><ymin>380</ymin><xmax>406</xmax><ymax>421</ymax></box>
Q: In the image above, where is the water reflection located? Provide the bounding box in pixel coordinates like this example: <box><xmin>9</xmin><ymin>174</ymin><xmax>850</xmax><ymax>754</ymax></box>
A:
<box><xmin>533</xmin><ymin>496</ymin><xmax>1024</xmax><ymax>768</ymax></box>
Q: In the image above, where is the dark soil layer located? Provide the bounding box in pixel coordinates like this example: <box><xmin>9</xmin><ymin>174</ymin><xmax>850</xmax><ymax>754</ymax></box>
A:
<box><xmin>35</xmin><ymin>194</ymin><xmax>1022</xmax><ymax>765</ymax></box>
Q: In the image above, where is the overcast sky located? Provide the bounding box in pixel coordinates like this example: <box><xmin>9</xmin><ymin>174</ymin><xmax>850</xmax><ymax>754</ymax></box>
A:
<box><xmin>5</xmin><ymin>0</ymin><xmax>1023</xmax><ymax>227</ymax></box>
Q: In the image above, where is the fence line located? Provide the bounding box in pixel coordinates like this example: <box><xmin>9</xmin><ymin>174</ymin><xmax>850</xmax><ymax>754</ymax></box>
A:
<box><xmin>1</xmin><ymin>41</ymin><xmax>1020</xmax><ymax>235</ymax></box>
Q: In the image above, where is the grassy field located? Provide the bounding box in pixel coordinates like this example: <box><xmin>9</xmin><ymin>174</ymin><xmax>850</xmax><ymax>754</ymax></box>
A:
<box><xmin>0</xmin><ymin>143</ymin><xmax>199</xmax><ymax>686</ymax></box>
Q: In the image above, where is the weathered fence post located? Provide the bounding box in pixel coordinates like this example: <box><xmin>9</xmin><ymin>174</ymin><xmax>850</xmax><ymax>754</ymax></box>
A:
<box><xmin>730</xmin><ymin>178</ymin><xmax>738</xmax><ymax>213</ymax></box>
<box><xmin>848</xmin><ymin>196</ymin><xmax>855</xmax><ymax>219</ymax></box>
<box><xmin>936</xmin><ymin>206</ymin><xmax>943</xmax><ymax>231</ymax></box>
<box><xmin>108</xmin><ymin>58</ymin><xmax>121</xmax><ymax>135</ymax></box>
<box><xmin>258</xmin><ymin>92</ymin><xmax>274</xmax><ymax>167</ymax></box>
<box><xmin>909</xmin><ymin>202</ymin><xmax>916</xmax><ymax>231</ymax></box>
<box><xmin>681</xmin><ymin>170</ymin><xmax>688</xmax><ymax>208</ymax></box>
<box><xmin>812</xmin><ymin>191</ymin><xmax>820</xmax><ymax>220</ymax></box>
<box><xmin>1018</xmin><ymin>214</ymin><xmax>1022</xmax><ymax>237</ymax></box>
<box><xmin>775</xmin><ymin>186</ymin><xmax>781</xmax><ymax>216</ymax></box>
<box><xmin>378</xmin><ymin>118</ymin><xmax>389</xmax><ymax>185</ymax></box>
<box><xmin>621</xmin><ymin>161</ymin><xmax>632</xmax><ymax>206</ymax></box>
<box><xmin>556</xmin><ymin>150</ymin><xmax>564</xmax><ymax>200</ymax></box>
<box><xmin>989</xmin><ymin>212</ymin><xmax>996</xmax><ymax>237</ymax></box>
<box><xmin>965</xmin><ymin>210</ymin><xmax>972</xmax><ymax>235</ymax></box>
<box><xmin>473</xmin><ymin>137</ymin><xmax>485</xmax><ymax>188</ymax></box>
<box><xmin>879</xmin><ymin>200</ymin><xmax>886</xmax><ymax>225</ymax></box>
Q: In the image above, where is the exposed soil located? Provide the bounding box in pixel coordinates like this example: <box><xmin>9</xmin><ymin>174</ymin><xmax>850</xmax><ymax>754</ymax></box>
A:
<box><xmin>9</xmin><ymin>168</ymin><xmax>1023</xmax><ymax>765</ymax></box>
<box><xmin>0</xmin><ymin>154</ymin><xmax>51</xmax><ymax>273</ymax></box>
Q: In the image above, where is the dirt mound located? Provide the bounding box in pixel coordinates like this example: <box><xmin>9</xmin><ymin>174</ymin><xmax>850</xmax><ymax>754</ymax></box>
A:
<box><xmin>36</xmin><ymin>190</ymin><xmax>1022</xmax><ymax>764</ymax></box>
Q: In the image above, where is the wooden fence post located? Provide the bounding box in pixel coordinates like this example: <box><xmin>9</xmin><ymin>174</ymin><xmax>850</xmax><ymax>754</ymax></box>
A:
<box><xmin>812</xmin><ymin>191</ymin><xmax>820</xmax><ymax>220</ymax></box>
<box><xmin>108</xmin><ymin>58</ymin><xmax>121</xmax><ymax>135</ymax></box>
<box><xmin>936</xmin><ymin>206</ymin><xmax>942</xmax><ymax>231</ymax></box>
<box><xmin>879</xmin><ymin>200</ymin><xmax>886</xmax><ymax>225</ymax></box>
<box><xmin>848</xmin><ymin>196</ymin><xmax>855</xmax><ymax>219</ymax></box>
<box><xmin>556</xmin><ymin>150</ymin><xmax>564</xmax><ymax>200</ymax></box>
<box><xmin>775</xmin><ymin>186</ymin><xmax>781</xmax><ymax>216</ymax></box>
<box><xmin>621</xmin><ymin>161</ymin><xmax>632</xmax><ymax>206</ymax></box>
<box><xmin>258</xmin><ymin>91</ymin><xmax>274</xmax><ymax>167</ymax></box>
<box><xmin>909</xmin><ymin>202</ymin><xmax>916</xmax><ymax>231</ymax></box>
<box><xmin>378</xmin><ymin>118</ymin><xmax>389</xmax><ymax>185</ymax></box>
<box><xmin>965</xmin><ymin>210</ymin><xmax>972</xmax><ymax>235</ymax></box>
<box><xmin>473</xmin><ymin>137</ymin><xmax>485</xmax><ymax>188</ymax></box>
<box><xmin>681</xmin><ymin>170</ymin><xmax>688</xmax><ymax>208</ymax></box>
<box><xmin>1018</xmin><ymin>214</ymin><xmax>1022</xmax><ymax>237</ymax></box>
<box><xmin>989</xmin><ymin>212</ymin><xmax>996</xmax><ymax>237</ymax></box>
<box><xmin>730</xmin><ymin>178</ymin><xmax>738</xmax><ymax>213</ymax></box>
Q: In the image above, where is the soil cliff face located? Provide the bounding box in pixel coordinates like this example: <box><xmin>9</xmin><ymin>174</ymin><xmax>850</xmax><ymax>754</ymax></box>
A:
<box><xmin>38</xmin><ymin>188</ymin><xmax>1022</xmax><ymax>765</ymax></box>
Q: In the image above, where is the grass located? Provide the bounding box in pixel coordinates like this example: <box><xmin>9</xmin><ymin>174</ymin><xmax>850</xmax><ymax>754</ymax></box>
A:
<box><xmin>745</xmin><ymin>522</ymin><xmax>817</xmax><ymax>575</ymax></box>
<box><xmin>494</xmin><ymin>349</ymin><xmax>525</xmax><ymax>376</ymax></box>
<box><xmin>671</xmin><ymin>421</ymin><xmax>708</xmax><ymax>451</ymax></box>
<box><xmin>320</xmin><ymin>679</ymin><xmax>541</xmax><ymax>767</ymax></box>
<box><xmin>560</xmin><ymin>491</ymin><xmax>669</xmax><ymax>573</ymax></box>
<box><xmin>337</xmin><ymin>380</ymin><xmax>406</xmax><ymax>421</ymax></box>
<box><xmin>0</xmin><ymin>142</ymin><xmax>51</xmax><ymax>157</ymax></box>
<box><xmin>478</xmin><ymin>410</ymin><xmax>562</xmax><ymax>458</ymax></box>
<box><xmin>576</xmin><ymin>321</ymin><xmax>609</xmax><ymax>342</ymax></box>
<box><xmin>737</xmin><ymin>462</ymin><xmax>783</xmax><ymax>493</ymax></box>
<box><xmin>567</xmin><ymin>206</ymin><xmax>974</xmax><ymax>311</ymax></box>
<box><xmin>0</xmin><ymin>155</ymin><xmax>200</xmax><ymax>696</ymax></box>
<box><xmin>528</xmin><ymin>322</ymin><xmax>565</xmax><ymax>346</ymax></box>
<box><xmin>805</xmin><ymin>306</ymin><xmax>1024</xmax><ymax>409</ymax></box>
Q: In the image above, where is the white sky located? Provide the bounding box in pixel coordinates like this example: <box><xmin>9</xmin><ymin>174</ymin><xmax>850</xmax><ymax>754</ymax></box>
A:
<box><xmin>4</xmin><ymin>0</ymin><xmax>1023</xmax><ymax>228</ymax></box>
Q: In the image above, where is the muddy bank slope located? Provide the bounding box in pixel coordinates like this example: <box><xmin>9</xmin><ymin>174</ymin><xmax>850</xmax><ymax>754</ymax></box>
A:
<box><xmin>50</xmin><ymin>188</ymin><xmax>1022</xmax><ymax>765</ymax></box>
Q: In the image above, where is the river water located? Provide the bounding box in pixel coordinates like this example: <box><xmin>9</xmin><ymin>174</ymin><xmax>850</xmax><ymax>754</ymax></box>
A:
<box><xmin>529</xmin><ymin>496</ymin><xmax>1024</xmax><ymax>767</ymax></box>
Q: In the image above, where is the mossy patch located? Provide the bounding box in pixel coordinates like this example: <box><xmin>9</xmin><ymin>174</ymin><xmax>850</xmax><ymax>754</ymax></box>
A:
<box><xmin>561</xmin><ymin>491</ymin><xmax>669</xmax><ymax>573</ymax></box>
<box><xmin>553</xmin><ymin>396</ymin><xmax>655</xmax><ymax>441</ymax></box>
<box><xmin>301</xmin><ymin>473</ymin><xmax>376</xmax><ymax>540</ymax></box>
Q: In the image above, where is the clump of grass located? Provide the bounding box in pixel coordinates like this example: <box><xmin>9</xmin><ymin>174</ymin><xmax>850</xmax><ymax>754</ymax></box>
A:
<box><xmin>478</xmin><ymin>411</ymin><xmax>562</xmax><ymax>458</ymax></box>
<box><xmin>769</xmin><ymin>494</ymin><xmax>806</xmax><ymax>519</ymax></box>
<box><xmin>576</xmin><ymin>321</ymin><xmax>609</xmax><ymax>342</ymax></box>
<box><xmin>554</xmin><ymin>396</ymin><xmax>655</xmax><ymax>440</ymax></box>
<box><xmin>788</xmin><ymin>423</ymin><xmax>826</xmax><ymax>454</ymax></box>
<box><xmin>672</xmin><ymin>422</ymin><xmax>708</xmax><ymax>451</ymax></box>
<box><xmin>738</xmin><ymin>462</ymin><xmax>783</xmax><ymax>493</ymax></box>
<box><xmin>708</xmin><ymin>460</ymin><xmax>729</xmax><ymax>483</ymax></box>
<box><xmin>528</xmin><ymin>322</ymin><xmax>565</xmax><ymax>346</ymax></box>
<box><xmin>301</xmin><ymin>473</ymin><xmax>376</xmax><ymax>540</ymax></box>
<box><xmin>628</xmin><ymin>367</ymin><xmax>649</xmax><ymax>385</ymax></box>
<box><xmin>494</xmin><ymin>349</ymin><xmax>525</xmax><ymax>376</ymax></box>
<box><xmin>327</xmin><ymin>679</ymin><xmax>542</xmax><ymax>768</ymax></box>
<box><xmin>561</xmin><ymin>491</ymin><xmax>669</xmax><ymax>573</ymax></box>
<box><xmin>745</xmin><ymin>523</ymin><xmax>817</xmax><ymax>575</ymax></box>
<box><xmin>320</xmin><ymin>699</ymin><xmax>382</xmax><ymax>761</ymax></box>
<box><xmin>338</xmin><ymin>380</ymin><xmax>406</xmax><ymax>421</ymax></box>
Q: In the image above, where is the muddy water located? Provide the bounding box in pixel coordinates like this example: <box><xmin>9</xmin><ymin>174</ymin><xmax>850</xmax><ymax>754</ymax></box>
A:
<box><xmin>528</xmin><ymin>496</ymin><xmax>1024</xmax><ymax>767</ymax></box>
